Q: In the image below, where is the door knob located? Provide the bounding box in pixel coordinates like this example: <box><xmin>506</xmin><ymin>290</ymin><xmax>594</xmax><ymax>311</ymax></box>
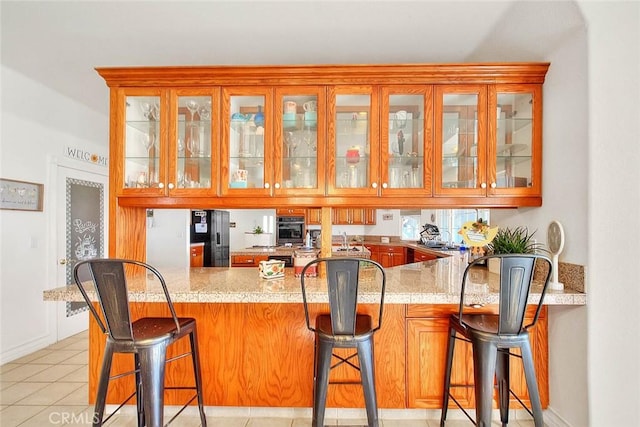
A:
<box><xmin>59</xmin><ymin>259</ymin><xmax>67</xmax><ymax>265</ymax></box>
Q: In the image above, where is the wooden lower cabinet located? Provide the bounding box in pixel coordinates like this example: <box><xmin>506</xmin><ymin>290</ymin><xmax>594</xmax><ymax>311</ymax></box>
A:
<box><xmin>88</xmin><ymin>303</ymin><xmax>406</xmax><ymax>409</ymax></box>
<box><xmin>413</xmin><ymin>251</ymin><xmax>438</xmax><ymax>262</ymax></box>
<box><xmin>231</xmin><ymin>254</ymin><xmax>268</xmax><ymax>267</ymax></box>
<box><xmin>190</xmin><ymin>244</ymin><xmax>204</xmax><ymax>267</ymax></box>
<box><xmin>87</xmin><ymin>302</ymin><xmax>547</xmax><ymax>410</ymax></box>
<box><xmin>406</xmin><ymin>304</ymin><xmax>548</xmax><ymax>409</ymax></box>
<box><xmin>378</xmin><ymin>245</ymin><xmax>406</xmax><ymax>268</ymax></box>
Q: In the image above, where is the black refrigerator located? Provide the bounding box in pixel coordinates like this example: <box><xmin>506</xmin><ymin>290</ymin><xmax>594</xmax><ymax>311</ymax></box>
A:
<box><xmin>190</xmin><ymin>210</ymin><xmax>230</xmax><ymax>267</ymax></box>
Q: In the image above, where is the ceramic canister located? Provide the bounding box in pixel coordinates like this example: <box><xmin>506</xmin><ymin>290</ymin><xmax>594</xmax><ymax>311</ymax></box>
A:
<box><xmin>294</xmin><ymin>248</ymin><xmax>319</xmax><ymax>277</ymax></box>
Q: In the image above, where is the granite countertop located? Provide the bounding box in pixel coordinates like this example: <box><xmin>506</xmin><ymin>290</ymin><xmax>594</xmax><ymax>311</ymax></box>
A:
<box><xmin>43</xmin><ymin>256</ymin><xmax>586</xmax><ymax>306</ymax></box>
<box><xmin>231</xmin><ymin>245</ymin><xmax>371</xmax><ymax>258</ymax></box>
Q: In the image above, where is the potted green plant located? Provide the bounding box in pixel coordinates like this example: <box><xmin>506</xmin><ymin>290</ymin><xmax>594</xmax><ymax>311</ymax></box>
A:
<box><xmin>486</xmin><ymin>226</ymin><xmax>543</xmax><ymax>273</ymax></box>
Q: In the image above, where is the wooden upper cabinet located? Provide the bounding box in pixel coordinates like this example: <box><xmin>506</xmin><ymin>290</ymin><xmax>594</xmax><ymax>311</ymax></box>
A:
<box><xmin>112</xmin><ymin>87</ymin><xmax>168</xmax><ymax>197</ymax></box>
<box><xmin>379</xmin><ymin>86</ymin><xmax>433</xmax><ymax>197</ymax></box>
<box><xmin>113</xmin><ymin>87</ymin><xmax>220</xmax><ymax>198</ymax></box>
<box><xmin>434</xmin><ymin>83</ymin><xmax>543</xmax><ymax>202</ymax></box>
<box><xmin>97</xmin><ymin>63</ymin><xmax>549</xmax><ymax>208</ymax></box>
<box><xmin>327</xmin><ymin>86</ymin><xmax>380</xmax><ymax>197</ymax></box>
<box><xmin>488</xmin><ymin>84</ymin><xmax>543</xmax><ymax>198</ymax></box>
<box><xmin>273</xmin><ymin>87</ymin><xmax>327</xmax><ymax>197</ymax></box>
<box><xmin>220</xmin><ymin>87</ymin><xmax>274</xmax><ymax>197</ymax></box>
<box><xmin>306</xmin><ymin>208</ymin><xmax>322</xmax><ymax>225</ymax></box>
<box><xmin>434</xmin><ymin>84</ymin><xmax>488</xmax><ymax>198</ymax></box>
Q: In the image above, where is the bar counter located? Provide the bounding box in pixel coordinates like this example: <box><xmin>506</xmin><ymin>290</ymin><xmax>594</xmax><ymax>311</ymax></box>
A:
<box><xmin>43</xmin><ymin>256</ymin><xmax>586</xmax><ymax>305</ymax></box>
<box><xmin>42</xmin><ymin>257</ymin><xmax>585</xmax><ymax>411</ymax></box>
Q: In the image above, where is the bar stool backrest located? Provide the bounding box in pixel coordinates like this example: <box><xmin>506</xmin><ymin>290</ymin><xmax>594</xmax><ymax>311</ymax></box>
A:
<box><xmin>73</xmin><ymin>258</ymin><xmax>180</xmax><ymax>341</ymax></box>
<box><xmin>301</xmin><ymin>257</ymin><xmax>386</xmax><ymax>335</ymax></box>
<box><xmin>459</xmin><ymin>254</ymin><xmax>552</xmax><ymax>335</ymax></box>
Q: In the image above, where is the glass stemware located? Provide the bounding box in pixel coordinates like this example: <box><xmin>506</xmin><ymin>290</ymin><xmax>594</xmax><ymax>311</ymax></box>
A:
<box><xmin>186</xmin><ymin>100</ymin><xmax>199</xmax><ymax>121</ymax></box>
<box><xmin>187</xmin><ymin>124</ymin><xmax>200</xmax><ymax>157</ymax></box>
<box><xmin>140</xmin><ymin>132</ymin><xmax>156</xmax><ymax>152</ymax></box>
<box><xmin>140</xmin><ymin>102</ymin><xmax>152</xmax><ymax>120</ymax></box>
<box><xmin>199</xmin><ymin>102</ymin><xmax>211</xmax><ymax>120</ymax></box>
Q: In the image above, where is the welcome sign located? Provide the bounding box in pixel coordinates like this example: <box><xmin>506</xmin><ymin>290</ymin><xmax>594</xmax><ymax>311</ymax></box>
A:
<box><xmin>64</xmin><ymin>146</ymin><xmax>108</xmax><ymax>167</ymax></box>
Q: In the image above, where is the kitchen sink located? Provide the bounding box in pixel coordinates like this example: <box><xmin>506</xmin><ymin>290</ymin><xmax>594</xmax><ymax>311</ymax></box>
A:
<box><xmin>333</xmin><ymin>247</ymin><xmax>361</xmax><ymax>252</ymax></box>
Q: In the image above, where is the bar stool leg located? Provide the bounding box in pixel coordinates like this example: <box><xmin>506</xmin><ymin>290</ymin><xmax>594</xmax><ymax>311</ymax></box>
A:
<box><xmin>134</xmin><ymin>353</ymin><xmax>144</xmax><ymax>427</ymax></box>
<box><xmin>189</xmin><ymin>330</ymin><xmax>207</xmax><ymax>426</ymax></box>
<box><xmin>440</xmin><ymin>326</ymin><xmax>456</xmax><ymax>426</ymax></box>
<box><xmin>357</xmin><ymin>338</ymin><xmax>379</xmax><ymax>427</ymax></box>
<box><xmin>496</xmin><ymin>348</ymin><xmax>510</xmax><ymax>426</ymax></box>
<box><xmin>521</xmin><ymin>340</ymin><xmax>544</xmax><ymax>427</ymax></box>
<box><xmin>313</xmin><ymin>338</ymin><xmax>333</xmax><ymax>427</ymax></box>
<box><xmin>138</xmin><ymin>342</ymin><xmax>168</xmax><ymax>427</ymax></box>
<box><xmin>472</xmin><ymin>339</ymin><xmax>498</xmax><ymax>427</ymax></box>
<box><xmin>93</xmin><ymin>342</ymin><xmax>114</xmax><ymax>427</ymax></box>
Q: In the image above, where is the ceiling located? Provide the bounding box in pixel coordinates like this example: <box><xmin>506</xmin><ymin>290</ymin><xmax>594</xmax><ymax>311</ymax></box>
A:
<box><xmin>1</xmin><ymin>1</ymin><xmax>585</xmax><ymax>118</ymax></box>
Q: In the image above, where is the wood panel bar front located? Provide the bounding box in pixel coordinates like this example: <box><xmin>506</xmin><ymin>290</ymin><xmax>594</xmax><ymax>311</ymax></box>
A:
<box><xmin>88</xmin><ymin>302</ymin><xmax>407</xmax><ymax>409</ymax></box>
<box><xmin>87</xmin><ymin>300</ymin><xmax>547</xmax><ymax>410</ymax></box>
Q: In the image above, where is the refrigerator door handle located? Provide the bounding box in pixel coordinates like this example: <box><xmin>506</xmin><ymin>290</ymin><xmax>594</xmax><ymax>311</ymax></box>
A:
<box><xmin>216</xmin><ymin>232</ymin><xmax>221</xmax><ymax>245</ymax></box>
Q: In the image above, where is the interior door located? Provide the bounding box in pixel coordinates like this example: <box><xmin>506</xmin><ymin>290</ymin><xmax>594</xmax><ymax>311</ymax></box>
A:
<box><xmin>56</xmin><ymin>165</ymin><xmax>108</xmax><ymax>340</ymax></box>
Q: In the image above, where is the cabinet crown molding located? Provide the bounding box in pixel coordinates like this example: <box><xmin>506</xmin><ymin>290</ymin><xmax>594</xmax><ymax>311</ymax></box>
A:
<box><xmin>97</xmin><ymin>62</ymin><xmax>550</xmax><ymax>87</ymax></box>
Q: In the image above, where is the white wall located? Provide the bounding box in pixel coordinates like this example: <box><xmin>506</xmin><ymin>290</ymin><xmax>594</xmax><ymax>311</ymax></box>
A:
<box><xmin>0</xmin><ymin>66</ymin><xmax>108</xmax><ymax>362</ymax></box>
<box><xmin>579</xmin><ymin>2</ymin><xmax>640</xmax><ymax>425</ymax></box>
<box><xmin>228</xmin><ymin>209</ymin><xmax>276</xmax><ymax>250</ymax></box>
<box><xmin>146</xmin><ymin>209</ymin><xmax>190</xmax><ymax>268</ymax></box>
<box><xmin>488</xmin><ymin>16</ymin><xmax>590</xmax><ymax>427</ymax></box>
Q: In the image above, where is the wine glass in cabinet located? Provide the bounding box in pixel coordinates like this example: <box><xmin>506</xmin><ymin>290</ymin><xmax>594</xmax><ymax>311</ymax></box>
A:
<box><xmin>221</xmin><ymin>88</ymin><xmax>273</xmax><ymax>196</ymax></box>
<box><xmin>274</xmin><ymin>87</ymin><xmax>326</xmax><ymax>196</ymax></box>
<box><xmin>168</xmin><ymin>89</ymin><xmax>219</xmax><ymax>196</ymax></box>
<box><xmin>380</xmin><ymin>86</ymin><xmax>433</xmax><ymax>196</ymax></box>
<box><xmin>327</xmin><ymin>86</ymin><xmax>380</xmax><ymax>196</ymax></box>
<box><xmin>118</xmin><ymin>89</ymin><xmax>166</xmax><ymax>196</ymax></box>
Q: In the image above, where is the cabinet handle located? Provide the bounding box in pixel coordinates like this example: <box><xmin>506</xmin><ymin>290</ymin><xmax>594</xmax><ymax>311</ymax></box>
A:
<box><xmin>167</xmin><ymin>183</ymin><xmax>175</xmax><ymax>189</ymax></box>
<box><xmin>372</xmin><ymin>182</ymin><xmax>378</xmax><ymax>189</ymax></box>
<box><xmin>382</xmin><ymin>182</ymin><xmax>388</xmax><ymax>189</ymax></box>
<box><xmin>158</xmin><ymin>182</ymin><xmax>165</xmax><ymax>189</ymax></box>
<box><xmin>490</xmin><ymin>182</ymin><xmax>497</xmax><ymax>188</ymax></box>
<box><xmin>264</xmin><ymin>183</ymin><xmax>270</xmax><ymax>189</ymax></box>
<box><xmin>480</xmin><ymin>182</ymin><xmax>487</xmax><ymax>189</ymax></box>
<box><xmin>274</xmin><ymin>182</ymin><xmax>281</xmax><ymax>189</ymax></box>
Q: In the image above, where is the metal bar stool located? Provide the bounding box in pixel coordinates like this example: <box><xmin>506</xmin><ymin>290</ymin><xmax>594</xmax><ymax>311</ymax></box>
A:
<box><xmin>300</xmin><ymin>257</ymin><xmax>386</xmax><ymax>427</ymax></box>
<box><xmin>73</xmin><ymin>258</ymin><xmax>207</xmax><ymax>427</ymax></box>
<box><xmin>440</xmin><ymin>254</ymin><xmax>552</xmax><ymax>427</ymax></box>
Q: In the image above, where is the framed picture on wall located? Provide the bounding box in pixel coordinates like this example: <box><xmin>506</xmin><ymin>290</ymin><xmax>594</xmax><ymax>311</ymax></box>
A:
<box><xmin>0</xmin><ymin>178</ymin><xmax>44</xmax><ymax>211</ymax></box>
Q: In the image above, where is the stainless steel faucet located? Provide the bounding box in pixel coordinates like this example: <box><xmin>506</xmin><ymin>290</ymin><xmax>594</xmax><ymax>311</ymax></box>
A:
<box><xmin>342</xmin><ymin>232</ymin><xmax>348</xmax><ymax>249</ymax></box>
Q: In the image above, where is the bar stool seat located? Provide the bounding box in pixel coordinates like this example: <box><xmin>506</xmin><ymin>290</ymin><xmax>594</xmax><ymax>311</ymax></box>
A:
<box><xmin>440</xmin><ymin>253</ymin><xmax>552</xmax><ymax>427</ymax></box>
<box><xmin>301</xmin><ymin>257</ymin><xmax>386</xmax><ymax>427</ymax></box>
<box><xmin>74</xmin><ymin>258</ymin><xmax>207</xmax><ymax>427</ymax></box>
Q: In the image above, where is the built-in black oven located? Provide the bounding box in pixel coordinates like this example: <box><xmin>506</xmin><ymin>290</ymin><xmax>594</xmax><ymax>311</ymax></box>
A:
<box><xmin>276</xmin><ymin>216</ymin><xmax>305</xmax><ymax>246</ymax></box>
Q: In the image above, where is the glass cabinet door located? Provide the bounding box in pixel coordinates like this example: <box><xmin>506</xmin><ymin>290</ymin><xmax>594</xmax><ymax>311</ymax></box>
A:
<box><xmin>380</xmin><ymin>87</ymin><xmax>432</xmax><ymax>195</ymax></box>
<box><xmin>434</xmin><ymin>85</ymin><xmax>487</xmax><ymax>196</ymax></box>
<box><xmin>122</xmin><ymin>90</ymin><xmax>166</xmax><ymax>195</ymax></box>
<box><xmin>488</xmin><ymin>84</ymin><xmax>542</xmax><ymax>196</ymax></box>
<box><xmin>221</xmin><ymin>88</ymin><xmax>273</xmax><ymax>196</ymax></box>
<box><xmin>328</xmin><ymin>86</ymin><xmax>379</xmax><ymax>196</ymax></box>
<box><xmin>274</xmin><ymin>87</ymin><xmax>326</xmax><ymax>196</ymax></box>
<box><xmin>168</xmin><ymin>89</ymin><xmax>218</xmax><ymax>195</ymax></box>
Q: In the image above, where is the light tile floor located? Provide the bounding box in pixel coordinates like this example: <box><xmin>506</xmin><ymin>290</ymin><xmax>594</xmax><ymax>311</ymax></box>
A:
<box><xmin>0</xmin><ymin>331</ymin><xmax>539</xmax><ymax>426</ymax></box>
